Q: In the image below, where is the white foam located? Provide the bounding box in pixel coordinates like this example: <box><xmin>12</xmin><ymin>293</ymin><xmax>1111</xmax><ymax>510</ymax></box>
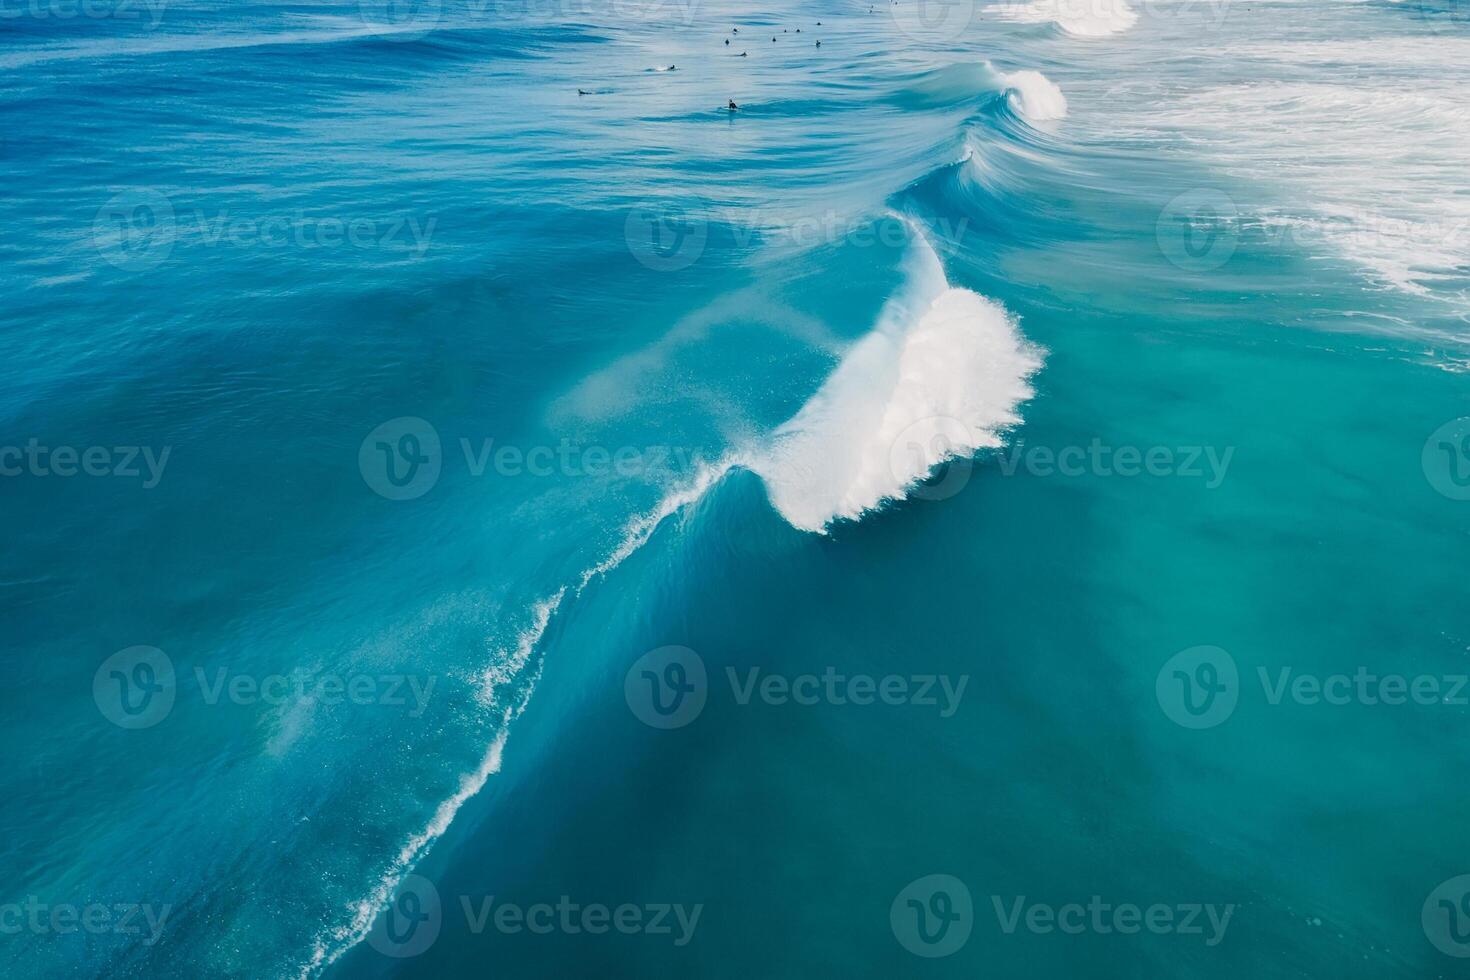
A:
<box><xmin>578</xmin><ymin>457</ymin><xmax>743</xmax><ymax>589</ymax></box>
<box><xmin>296</xmin><ymin>591</ymin><xmax>563</xmax><ymax>979</ymax></box>
<box><xmin>752</xmin><ymin>226</ymin><xmax>1043</xmax><ymax>532</ymax></box>
<box><xmin>987</xmin><ymin>0</ymin><xmax>1138</xmax><ymax>37</ymax></box>
<box><xmin>997</xmin><ymin>68</ymin><xmax>1069</xmax><ymax>121</ymax></box>
<box><xmin>1138</xmin><ymin>78</ymin><xmax>1470</xmax><ymax>303</ymax></box>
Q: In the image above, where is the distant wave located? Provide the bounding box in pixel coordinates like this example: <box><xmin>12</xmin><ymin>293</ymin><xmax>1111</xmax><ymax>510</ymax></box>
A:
<box><xmin>753</xmin><ymin>222</ymin><xmax>1043</xmax><ymax>532</ymax></box>
<box><xmin>892</xmin><ymin>62</ymin><xmax>1068</xmax><ymax>123</ymax></box>
<box><xmin>987</xmin><ymin>0</ymin><xmax>1138</xmax><ymax>36</ymax></box>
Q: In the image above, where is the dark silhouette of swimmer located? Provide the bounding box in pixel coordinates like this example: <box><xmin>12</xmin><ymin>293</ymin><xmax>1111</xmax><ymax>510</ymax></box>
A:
<box><xmin>578</xmin><ymin>89</ymin><xmax>589</xmax><ymax>95</ymax></box>
<box><xmin>725</xmin><ymin>38</ymin><xmax>729</xmax><ymax>45</ymax></box>
<box><xmin>728</xmin><ymin>100</ymin><xmax>739</xmax><ymax>110</ymax></box>
<box><xmin>815</xmin><ymin>40</ymin><xmax>821</xmax><ymax>46</ymax></box>
<box><xmin>738</xmin><ymin>51</ymin><xmax>747</xmax><ymax>56</ymax></box>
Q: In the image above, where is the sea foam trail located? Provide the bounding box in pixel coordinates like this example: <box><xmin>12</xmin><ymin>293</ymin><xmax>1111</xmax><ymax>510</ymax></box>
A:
<box><xmin>295</xmin><ymin>591</ymin><xmax>564</xmax><ymax>979</ymax></box>
<box><xmin>988</xmin><ymin>0</ymin><xmax>1138</xmax><ymax>36</ymax></box>
<box><xmin>752</xmin><ymin>225</ymin><xmax>1044</xmax><ymax>532</ymax></box>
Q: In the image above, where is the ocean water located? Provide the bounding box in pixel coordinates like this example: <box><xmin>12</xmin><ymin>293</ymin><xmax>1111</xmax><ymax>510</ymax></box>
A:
<box><xmin>2</xmin><ymin>0</ymin><xmax>1469</xmax><ymax>976</ymax></box>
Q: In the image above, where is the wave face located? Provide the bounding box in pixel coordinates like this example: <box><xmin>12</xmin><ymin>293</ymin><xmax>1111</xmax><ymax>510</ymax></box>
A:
<box><xmin>753</xmin><ymin>228</ymin><xmax>1043</xmax><ymax>532</ymax></box>
<box><xmin>6</xmin><ymin>0</ymin><xmax>1470</xmax><ymax>977</ymax></box>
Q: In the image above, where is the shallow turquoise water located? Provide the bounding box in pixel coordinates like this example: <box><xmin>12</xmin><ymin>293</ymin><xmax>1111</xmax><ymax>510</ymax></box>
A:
<box><xmin>1</xmin><ymin>0</ymin><xmax>1468</xmax><ymax>977</ymax></box>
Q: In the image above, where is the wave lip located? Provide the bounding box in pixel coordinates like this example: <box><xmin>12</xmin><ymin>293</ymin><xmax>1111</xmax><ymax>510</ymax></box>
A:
<box><xmin>996</xmin><ymin>68</ymin><xmax>1069</xmax><ymax>121</ymax></box>
<box><xmin>753</xmin><ymin>225</ymin><xmax>1043</xmax><ymax>532</ymax></box>
<box><xmin>987</xmin><ymin>0</ymin><xmax>1138</xmax><ymax>37</ymax></box>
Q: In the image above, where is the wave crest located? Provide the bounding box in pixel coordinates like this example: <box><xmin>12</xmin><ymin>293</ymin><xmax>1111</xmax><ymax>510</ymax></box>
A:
<box><xmin>752</xmin><ymin>226</ymin><xmax>1044</xmax><ymax>532</ymax></box>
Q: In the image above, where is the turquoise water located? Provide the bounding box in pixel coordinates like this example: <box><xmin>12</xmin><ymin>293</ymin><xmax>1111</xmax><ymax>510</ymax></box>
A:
<box><xmin>2</xmin><ymin>0</ymin><xmax>1469</xmax><ymax>977</ymax></box>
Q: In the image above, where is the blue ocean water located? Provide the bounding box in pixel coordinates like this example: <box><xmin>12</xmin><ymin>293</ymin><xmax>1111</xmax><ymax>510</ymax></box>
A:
<box><xmin>2</xmin><ymin>0</ymin><xmax>1469</xmax><ymax>976</ymax></box>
